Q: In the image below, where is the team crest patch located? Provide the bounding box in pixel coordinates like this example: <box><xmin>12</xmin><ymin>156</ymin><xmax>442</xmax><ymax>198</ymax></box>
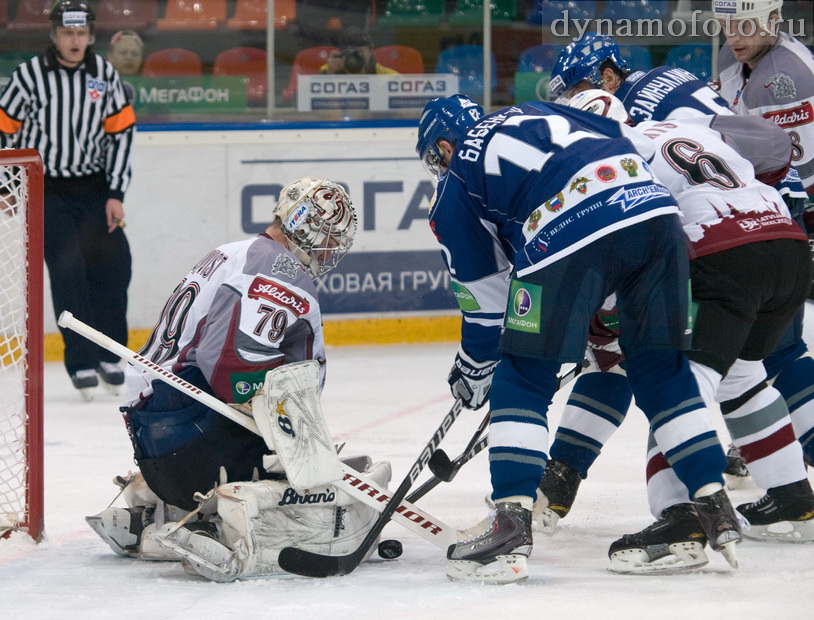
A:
<box><xmin>569</xmin><ymin>177</ymin><xmax>591</xmax><ymax>194</ymax></box>
<box><xmin>271</xmin><ymin>253</ymin><xmax>300</xmax><ymax>278</ymax></box>
<box><xmin>86</xmin><ymin>79</ymin><xmax>107</xmax><ymax>101</ymax></box>
<box><xmin>765</xmin><ymin>73</ymin><xmax>797</xmax><ymax>99</ymax></box>
<box><xmin>595</xmin><ymin>165</ymin><xmax>617</xmax><ymax>183</ymax></box>
<box><xmin>544</xmin><ymin>192</ymin><xmax>565</xmax><ymax>213</ymax></box>
<box><xmin>620</xmin><ymin>158</ymin><xmax>639</xmax><ymax>177</ymax></box>
<box><xmin>526</xmin><ymin>209</ymin><xmax>542</xmax><ymax>231</ymax></box>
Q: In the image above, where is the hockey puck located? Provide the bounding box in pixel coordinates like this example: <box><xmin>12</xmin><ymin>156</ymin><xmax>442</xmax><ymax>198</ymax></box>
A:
<box><xmin>377</xmin><ymin>539</ymin><xmax>403</xmax><ymax>559</ymax></box>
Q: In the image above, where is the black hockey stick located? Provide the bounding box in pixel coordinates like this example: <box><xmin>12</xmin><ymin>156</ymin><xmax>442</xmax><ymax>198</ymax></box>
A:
<box><xmin>407</xmin><ymin>433</ymin><xmax>489</xmax><ymax>504</ymax></box>
<box><xmin>277</xmin><ymin>398</ymin><xmax>465</xmax><ymax>578</ymax></box>
<box><xmin>427</xmin><ymin>410</ymin><xmax>490</xmax><ymax>482</ymax></box>
<box><xmin>426</xmin><ymin>359</ymin><xmax>587</xmax><ymax>482</ymax></box>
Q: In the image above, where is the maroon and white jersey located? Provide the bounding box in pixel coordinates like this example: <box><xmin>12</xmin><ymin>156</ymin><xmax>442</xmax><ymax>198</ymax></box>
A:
<box><xmin>636</xmin><ymin>116</ymin><xmax>806</xmax><ymax>258</ymax></box>
<box><xmin>127</xmin><ymin>234</ymin><xmax>325</xmax><ymax>404</ymax></box>
<box><xmin>718</xmin><ymin>32</ymin><xmax>814</xmax><ymax>196</ymax></box>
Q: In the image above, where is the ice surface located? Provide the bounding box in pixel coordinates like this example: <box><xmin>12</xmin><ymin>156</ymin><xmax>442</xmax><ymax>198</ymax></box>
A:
<box><xmin>3</xmin><ymin>315</ymin><xmax>813</xmax><ymax>619</ymax></box>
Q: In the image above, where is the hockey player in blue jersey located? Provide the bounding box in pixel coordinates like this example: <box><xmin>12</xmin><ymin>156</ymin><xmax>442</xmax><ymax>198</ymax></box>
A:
<box><xmin>542</xmin><ymin>32</ymin><xmax>814</xmax><ymax>531</ymax></box>
<box><xmin>416</xmin><ymin>94</ymin><xmax>742</xmax><ymax>583</ymax></box>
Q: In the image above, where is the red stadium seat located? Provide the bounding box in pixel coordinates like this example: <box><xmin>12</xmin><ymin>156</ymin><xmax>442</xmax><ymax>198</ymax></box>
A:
<box><xmin>228</xmin><ymin>0</ymin><xmax>297</xmax><ymax>31</ymax></box>
<box><xmin>7</xmin><ymin>0</ymin><xmax>52</xmax><ymax>31</ymax></box>
<box><xmin>95</xmin><ymin>0</ymin><xmax>158</xmax><ymax>31</ymax></box>
<box><xmin>282</xmin><ymin>46</ymin><xmax>338</xmax><ymax>103</ymax></box>
<box><xmin>213</xmin><ymin>47</ymin><xmax>268</xmax><ymax>105</ymax></box>
<box><xmin>0</xmin><ymin>0</ymin><xmax>9</xmax><ymax>28</ymax></box>
<box><xmin>373</xmin><ymin>46</ymin><xmax>424</xmax><ymax>74</ymax></box>
<box><xmin>156</xmin><ymin>0</ymin><xmax>227</xmax><ymax>31</ymax></box>
<box><xmin>141</xmin><ymin>48</ymin><xmax>203</xmax><ymax>77</ymax></box>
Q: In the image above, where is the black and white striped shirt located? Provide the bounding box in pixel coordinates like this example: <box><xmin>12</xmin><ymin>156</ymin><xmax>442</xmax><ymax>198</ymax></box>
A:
<box><xmin>0</xmin><ymin>47</ymin><xmax>135</xmax><ymax>200</ymax></box>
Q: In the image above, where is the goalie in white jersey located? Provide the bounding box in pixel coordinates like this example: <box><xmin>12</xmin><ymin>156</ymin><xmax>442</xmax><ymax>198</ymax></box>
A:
<box><xmin>85</xmin><ymin>178</ymin><xmax>393</xmax><ymax>579</ymax></box>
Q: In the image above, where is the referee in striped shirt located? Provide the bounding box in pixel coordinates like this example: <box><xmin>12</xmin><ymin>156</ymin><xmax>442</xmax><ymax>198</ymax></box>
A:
<box><xmin>0</xmin><ymin>1</ymin><xmax>135</xmax><ymax>398</ymax></box>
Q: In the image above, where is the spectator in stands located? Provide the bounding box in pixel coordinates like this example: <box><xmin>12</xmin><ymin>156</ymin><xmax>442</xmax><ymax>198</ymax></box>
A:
<box><xmin>320</xmin><ymin>27</ymin><xmax>398</xmax><ymax>75</ymax></box>
<box><xmin>107</xmin><ymin>30</ymin><xmax>143</xmax><ymax>103</ymax></box>
<box><xmin>296</xmin><ymin>0</ymin><xmax>370</xmax><ymax>46</ymax></box>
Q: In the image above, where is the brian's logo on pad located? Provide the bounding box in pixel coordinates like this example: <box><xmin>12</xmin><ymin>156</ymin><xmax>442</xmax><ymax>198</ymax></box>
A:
<box><xmin>248</xmin><ymin>277</ymin><xmax>310</xmax><ymax>315</ymax></box>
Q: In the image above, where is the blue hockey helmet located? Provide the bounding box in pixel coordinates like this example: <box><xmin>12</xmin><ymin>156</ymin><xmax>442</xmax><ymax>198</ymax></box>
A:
<box><xmin>416</xmin><ymin>94</ymin><xmax>483</xmax><ymax>180</ymax></box>
<box><xmin>549</xmin><ymin>33</ymin><xmax>628</xmax><ymax>102</ymax></box>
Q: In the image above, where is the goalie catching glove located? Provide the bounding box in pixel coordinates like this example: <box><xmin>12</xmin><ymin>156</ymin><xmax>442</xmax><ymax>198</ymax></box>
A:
<box><xmin>448</xmin><ymin>347</ymin><xmax>498</xmax><ymax>410</ymax></box>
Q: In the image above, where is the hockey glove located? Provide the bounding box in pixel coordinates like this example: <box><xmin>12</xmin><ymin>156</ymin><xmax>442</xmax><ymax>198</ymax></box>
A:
<box><xmin>448</xmin><ymin>347</ymin><xmax>498</xmax><ymax>410</ymax></box>
<box><xmin>585</xmin><ymin>309</ymin><xmax>624</xmax><ymax>373</ymax></box>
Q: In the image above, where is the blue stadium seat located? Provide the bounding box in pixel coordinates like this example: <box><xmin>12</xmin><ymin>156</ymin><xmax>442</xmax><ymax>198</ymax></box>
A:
<box><xmin>435</xmin><ymin>45</ymin><xmax>497</xmax><ymax>100</ymax></box>
<box><xmin>602</xmin><ymin>0</ymin><xmax>668</xmax><ymax>20</ymax></box>
<box><xmin>665</xmin><ymin>44</ymin><xmax>713</xmax><ymax>81</ymax></box>
<box><xmin>619</xmin><ymin>45</ymin><xmax>653</xmax><ymax>71</ymax></box>
<box><xmin>517</xmin><ymin>45</ymin><xmax>560</xmax><ymax>73</ymax></box>
<box><xmin>528</xmin><ymin>0</ymin><xmax>595</xmax><ymax>25</ymax></box>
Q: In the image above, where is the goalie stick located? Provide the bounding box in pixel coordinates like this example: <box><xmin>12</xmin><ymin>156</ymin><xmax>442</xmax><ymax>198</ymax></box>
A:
<box><xmin>427</xmin><ymin>360</ymin><xmax>587</xmax><ymax>482</ymax></box>
<box><xmin>277</xmin><ymin>398</ymin><xmax>465</xmax><ymax>578</ymax></box>
<box><xmin>57</xmin><ymin>311</ymin><xmax>457</xmax><ymax>550</ymax></box>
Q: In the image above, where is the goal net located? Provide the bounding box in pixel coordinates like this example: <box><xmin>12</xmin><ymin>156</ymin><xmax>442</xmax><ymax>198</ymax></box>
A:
<box><xmin>0</xmin><ymin>149</ymin><xmax>43</xmax><ymax>541</ymax></box>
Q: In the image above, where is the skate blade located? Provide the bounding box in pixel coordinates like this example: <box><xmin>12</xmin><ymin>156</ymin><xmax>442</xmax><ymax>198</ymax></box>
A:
<box><xmin>533</xmin><ymin>508</ymin><xmax>560</xmax><ymax>536</ymax></box>
<box><xmin>717</xmin><ymin>539</ymin><xmax>740</xmax><ymax>569</ymax></box>
<box><xmin>742</xmin><ymin>519</ymin><xmax>814</xmax><ymax>543</ymax></box>
<box><xmin>607</xmin><ymin>542</ymin><xmax>709</xmax><ymax>575</ymax></box>
<box><xmin>100</xmin><ymin>382</ymin><xmax>122</xmax><ymax>396</ymax></box>
<box><xmin>447</xmin><ymin>554</ymin><xmax>529</xmax><ymax>584</ymax></box>
<box><xmin>77</xmin><ymin>388</ymin><xmax>95</xmax><ymax>402</ymax></box>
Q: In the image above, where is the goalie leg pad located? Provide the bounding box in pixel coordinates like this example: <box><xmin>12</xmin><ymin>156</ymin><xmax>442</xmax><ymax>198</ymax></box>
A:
<box><xmin>157</xmin><ymin>525</ymin><xmax>240</xmax><ymax>583</ymax></box>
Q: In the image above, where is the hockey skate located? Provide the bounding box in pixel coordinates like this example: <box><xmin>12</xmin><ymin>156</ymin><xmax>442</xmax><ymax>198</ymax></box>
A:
<box><xmin>447</xmin><ymin>501</ymin><xmax>532</xmax><ymax>584</ymax></box>
<box><xmin>607</xmin><ymin>503</ymin><xmax>709</xmax><ymax>575</ymax></box>
<box><xmin>737</xmin><ymin>480</ymin><xmax>814</xmax><ymax>543</ymax></box>
<box><xmin>693</xmin><ymin>488</ymin><xmax>742</xmax><ymax>568</ymax></box>
<box><xmin>86</xmin><ymin>506</ymin><xmax>152</xmax><ymax>557</ymax></box>
<box><xmin>71</xmin><ymin>369</ymin><xmax>98</xmax><ymax>401</ymax></box>
<box><xmin>156</xmin><ymin>521</ymin><xmax>240</xmax><ymax>583</ymax></box>
<box><xmin>97</xmin><ymin>362</ymin><xmax>125</xmax><ymax>395</ymax></box>
<box><xmin>534</xmin><ymin>459</ymin><xmax>583</xmax><ymax>535</ymax></box>
<box><xmin>723</xmin><ymin>444</ymin><xmax>750</xmax><ymax>490</ymax></box>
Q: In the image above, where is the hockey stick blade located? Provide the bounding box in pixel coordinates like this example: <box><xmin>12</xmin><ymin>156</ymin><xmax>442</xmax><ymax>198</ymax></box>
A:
<box><xmin>278</xmin><ymin>398</ymin><xmax>465</xmax><ymax>578</ymax></box>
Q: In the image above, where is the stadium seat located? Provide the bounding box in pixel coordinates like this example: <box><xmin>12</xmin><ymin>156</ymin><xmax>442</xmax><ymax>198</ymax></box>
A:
<box><xmin>282</xmin><ymin>46</ymin><xmax>338</xmax><ymax>103</ymax></box>
<box><xmin>603</xmin><ymin>0</ymin><xmax>669</xmax><ymax>20</ymax></box>
<box><xmin>228</xmin><ymin>0</ymin><xmax>297</xmax><ymax>31</ymax></box>
<box><xmin>517</xmin><ymin>44</ymin><xmax>560</xmax><ymax>73</ymax></box>
<box><xmin>141</xmin><ymin>48</ymin><xmax>203</xmax><ymax>77</ymax></box>
<box><xmin>448</xmin><ymin>0</ymin><xmax>516</xmax><ymax>26</ymax></box>
<box><xmin>213</xmin><ymin>47</ymin><xmax>268</xmax><ymax>105</ymax></box>
<box><xmin>0</xmin><ymin>0</ymin><xmax>8</xmax><ymax>28</ymax></box>
<box><xmin>665</xmin><ymin>44</ymin><xmax>713</xmax><ymax>81</ymax></box>
<box><xmin>619</xmin><ymin>45</ymin><xmax>653</xmax><ymax>71</ymax></box>
<box><xmin>95</xmin><ymin>0</ymin><xmax>158</xmax><ymax>31</ymax></box>
<box><xmin>527</xmin><ymin>0</ymin><xmax>595</xmax><ymax>25</ymax></box>
<box><xmin>377</xmin><ymin>0</ymin><xmax>445</xmax><ymax>28</ymax></box>
<box><xmin>373</xmin><ymin>46</ymin><xmax>424</xmax><ymax>74</ymax></box>
<box><xmin>7</xmin><ymin>0</ymin><xmax>52</xmax><ymax>31</ymax></box>
<box><xmin>156</xmin><ymin>0</ymin><xmax>227</xmax><ymax>31</ymax></box>
<box><xmin>435</xmin><ymin>45</ymin><xmax>497</xmax><ymax>101</ymax></box>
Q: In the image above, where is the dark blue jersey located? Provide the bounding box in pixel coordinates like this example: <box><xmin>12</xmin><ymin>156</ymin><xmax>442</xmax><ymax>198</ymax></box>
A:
<box><xmin>616</xmin><ymin>66</ymin><xmax>732</xmax><ymax>124</ymax></box>
<box><xmin>430</xmin><ymin>102</ymin><xmax>679</xmax><ymax>359</ymax></box>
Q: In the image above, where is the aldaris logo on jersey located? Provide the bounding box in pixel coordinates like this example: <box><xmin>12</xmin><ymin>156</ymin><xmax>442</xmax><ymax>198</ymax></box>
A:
<box><xmin>505</xmin><ymin>280</ymin><xmax>542</xmax><ymax>334</ymax></box>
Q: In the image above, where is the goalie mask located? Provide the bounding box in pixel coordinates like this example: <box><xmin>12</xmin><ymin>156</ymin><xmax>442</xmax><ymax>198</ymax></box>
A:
<box><xmin>274</xmin><ymin>178</ymin><xmax>357</xmax><ymax>278</ymax></box>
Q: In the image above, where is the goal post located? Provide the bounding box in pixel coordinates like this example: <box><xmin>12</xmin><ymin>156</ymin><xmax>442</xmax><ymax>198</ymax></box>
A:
<box><xmin>0</xmin><ymin>148</ymin><xmax>44</xmax><ymax>542</ymax></box>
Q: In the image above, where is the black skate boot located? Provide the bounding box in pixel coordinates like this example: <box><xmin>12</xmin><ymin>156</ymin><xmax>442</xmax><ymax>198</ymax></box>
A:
<box><xmin>607</xmin><ymin>503</ymin><xmax>708</xmax><ymax>574</ymax></box>
<box><xmin>723</xmin><ymin>444</ymin><xmax>750</xmax><ymax>489</ymax></box>
<box><xmin>97</xmin><ymin>361</ymin><xmax>125</xmax><ymax>395</ymax></box>
<box><xmin>737</xmin><ymin>480</ymin><xmax>814</xmax><ymax>543</ymax></box>
<box><xmin>447</xmin><ymin>501</ymin><xmax>533</xmax><ymax>584</ymax></box>
<box><xmin>535</xmin><ymin>459</ymin><xmax>583</xmax><ymax>534</ymax></box>
<box><xmin>86</xmin><ymin>505</ymin><xmax>153</xmax><ymax>557</ymax></box>
<box><xmin>694</xmin><ymin>488</ymin><xmax>742</xmax><ymax>568</ymax></box>
<box><xmin>71</xmin><ymin>369</ymin><xmax>98</xmax><ymax>401</ymax></box>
